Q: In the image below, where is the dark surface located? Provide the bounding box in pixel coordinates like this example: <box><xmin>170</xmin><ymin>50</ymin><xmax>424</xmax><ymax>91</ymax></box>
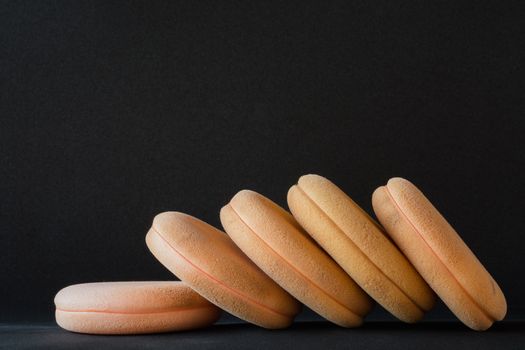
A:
<box><xmin>1</xmin><ymin>321</ymin><xmax>524</xmax><ymax>350</ymax></box>
<box><xmin>1</xmin><ymin>0</ymin><xmax>525</xmax><ymax>325</ymax></box>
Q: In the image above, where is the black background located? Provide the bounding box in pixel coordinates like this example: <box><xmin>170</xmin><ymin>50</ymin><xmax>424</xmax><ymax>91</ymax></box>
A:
<box><xmin>1</xmin><ymin>0</ymin><xmax>524</xmax><ymax>324</ymax></box>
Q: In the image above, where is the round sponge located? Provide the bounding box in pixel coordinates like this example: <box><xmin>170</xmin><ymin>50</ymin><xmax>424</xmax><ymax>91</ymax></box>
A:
<box><xmin>372</xmin><ymin>177</ymin><xmax>507</xmax><ymax>330</ymax></box>
<box><xmin>288</xmin><ymin>174</ymin><xmax>435</xmax><ymax>323</ymax></box>
<box><xmin>54</xmin><ymin>281</ymin><xmax>221</xmax><ymax>334</ymax></box>
<box><xmin>145</xmin><ymin>212</ymin><xmax>301</xmax><ymax>329</ymax></box>
<box><xmin>220</xmin><ymin>190</ymin><xmax>373</xmax><ymax>327</ymax></box>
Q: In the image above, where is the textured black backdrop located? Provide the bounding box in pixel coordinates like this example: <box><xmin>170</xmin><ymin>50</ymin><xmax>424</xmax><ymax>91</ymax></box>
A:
<box><xmin>1</xmin><ymin>1</ymin><xmax>524</xmax><ymax>323</ymax></box>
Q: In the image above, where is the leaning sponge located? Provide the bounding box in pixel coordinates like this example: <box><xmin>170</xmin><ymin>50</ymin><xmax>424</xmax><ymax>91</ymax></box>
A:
<box><xmin>372</xmin><ymin>177</ymin><xmax>507</xmax><ymax>330</ymax></box>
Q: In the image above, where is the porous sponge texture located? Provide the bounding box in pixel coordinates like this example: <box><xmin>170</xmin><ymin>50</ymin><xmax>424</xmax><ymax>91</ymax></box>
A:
<box><xmin>288</xmin><ymin>174</ymin><xmax>435</xmax><ymax>323</ymax></box>
<box><xmin>220</xmin><ymin>190</ymin><xmax>372</xmax><ymax>327</ymax></box>
<box><xmin>146</xmin><ymin>212</ymin><xmax>301</xmax><ymax>329</ymax></box>
<box><xmin>54</xmin><ymin>281</ymin><xmax>221</xmax><ymax>334</ymax></box>
<box><xmin>372</xmin><ymin>177</ymin><xmax>507</xmax><ymax>330</ymax></box>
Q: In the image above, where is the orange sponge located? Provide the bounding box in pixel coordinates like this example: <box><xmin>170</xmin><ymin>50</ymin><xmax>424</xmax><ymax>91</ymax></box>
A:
<box><xmin>372</xmin><ymin>177</ymin><xmax>506</xmax><ymax>330</ymax></box>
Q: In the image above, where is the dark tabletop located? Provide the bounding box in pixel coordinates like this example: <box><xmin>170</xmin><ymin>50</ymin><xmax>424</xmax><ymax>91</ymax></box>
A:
<box><xmin>2</xmin><ymin>320</ymin><xmax>524</xmax><ymax>350</ymax></box>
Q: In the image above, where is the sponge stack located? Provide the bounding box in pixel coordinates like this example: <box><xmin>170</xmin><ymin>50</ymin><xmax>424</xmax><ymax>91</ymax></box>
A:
<box><xmin>54</xmin><ymin>173</ymin><xmax>506</xmax><ymax>334</ymax></box>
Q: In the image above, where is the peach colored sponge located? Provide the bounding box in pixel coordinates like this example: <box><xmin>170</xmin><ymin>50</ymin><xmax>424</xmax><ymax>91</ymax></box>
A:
<box><xmin>221</xmin><ymin>190</ymin><xmax>373</xmax><ymax>327</ymax></box>
<box><xmin>54</xmin><ymin>281</ymin><xmax>221</xmax><ymax>334</ymax></box>
<box><xmin>372</xmin><ymin>177</ymin><xmax>507</xmax><ymax>330</ymax></box>
<box><xmin>288</xmin><ymin>174</ymin><xmax>435</xmax><ymax>323</ymax></box>
<box><xmin>145</xmin><ymin>212</ymin><xmax>301</xmax><ymax>329</ymax></box>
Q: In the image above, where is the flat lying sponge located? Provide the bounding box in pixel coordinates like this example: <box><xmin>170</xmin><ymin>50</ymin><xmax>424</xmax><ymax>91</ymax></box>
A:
<box><xmin>55</xmin><ymin>281</ymin><xmax>221</xmax><ymax>334</ymax></box>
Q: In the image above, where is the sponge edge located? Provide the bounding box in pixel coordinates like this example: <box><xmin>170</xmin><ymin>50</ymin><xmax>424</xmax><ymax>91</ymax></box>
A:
<box><xmin>54</xmin><ymin>281</ymin><xmax>221</xmax><ymax>334</ymax></box>
<box><xmin>372</xmin><ymin>178</ymin><xmax>507</xmax><ymax>331</ymax></box>
<box><xmin>145</xmin><ymin>211</ymin><xmax>301</xmax><ymax>329</ymax></box>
